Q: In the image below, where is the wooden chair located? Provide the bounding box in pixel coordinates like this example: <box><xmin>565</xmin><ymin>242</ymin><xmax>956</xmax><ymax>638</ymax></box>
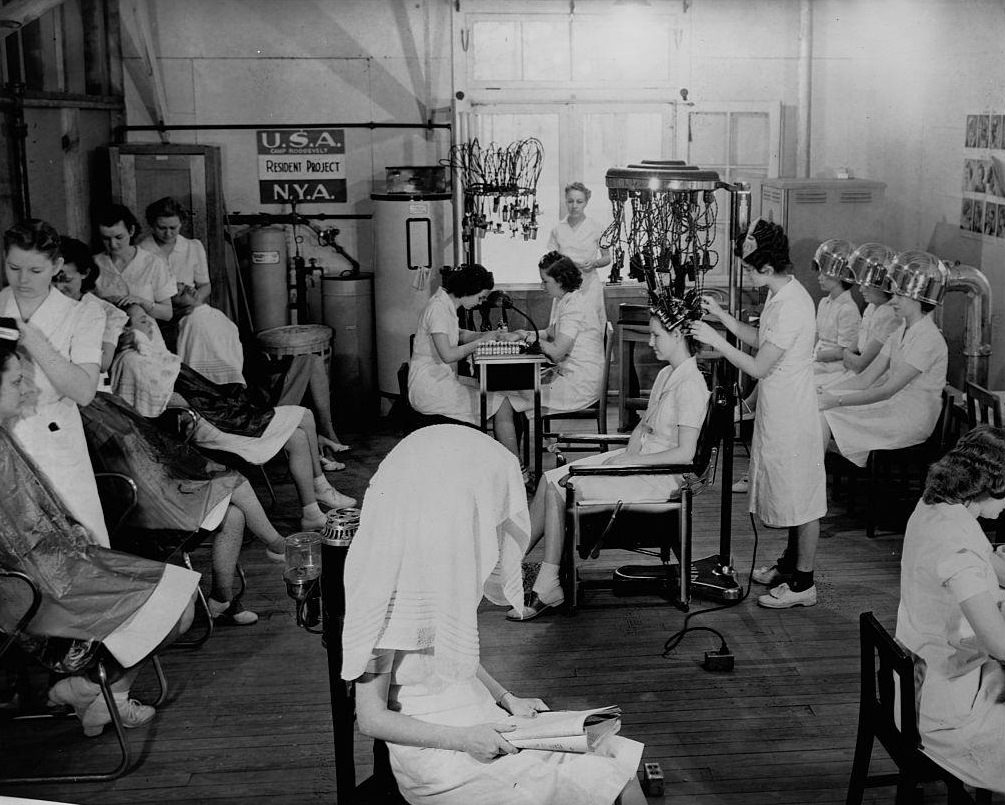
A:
<box><xmin>541</xmin><ymin>321</ymin><xmax>616</xmax><ymax>442</ymax></box>
<box><xmin>846</xmin><ymin>612</ymin><xmax>992</xmax><ymax>805</ymax></box>
<box><xmin>0</xmin><ymin>569</ymin><xmax>167</xmax><ymax>784</ymax></box>
<box><xmin>965</xmin><ymin>381</ymin><xmax>1003</xmax><ymax>428</ymax></box>
<box><xmin>829</xmin><ymin>389</ymin><xmax>952</xmax><ymax>538</ymax></box>
<box><xmin>556</xmin><ymin>385</ymin><xmax>729</xmax><ymax>611</ymax></box>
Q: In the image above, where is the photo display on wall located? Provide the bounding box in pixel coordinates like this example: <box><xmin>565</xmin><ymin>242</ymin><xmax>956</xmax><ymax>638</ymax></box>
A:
<box><xmin>962</xmin><ymin>113</ymin><xmax>1005</xmax><ymax>238</ymax></box>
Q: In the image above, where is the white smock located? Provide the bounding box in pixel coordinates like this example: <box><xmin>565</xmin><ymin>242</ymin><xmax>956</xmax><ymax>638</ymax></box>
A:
<box><xmin>897</xmin><ymin>501</ymin><xmax>1005</xmax><ymax>792</ymax></box>
<box><xmin>541</xmin><ymin>357</ymin><xmax>708</xmax><ymax>503</ymax></box>
<box><xmin>1</xmin><ymin>287</ymin><xmax>110</xmax><ymax>547</ymax></box>
<box><xmin>818</xmin><ymin>302</ymin><xmax>900</xmax><ymax>391</ymax></box>
<box><xmin>94</xmin><ymin>248</ymin><xmax>175</xmax><ymax>306</ymax></box>
<box><xmin>509</xmin><ymin>290</ymin><xmax>604</xmax><ymax>415</ymax></box>
<box><xmin>813</xmin><ymin>289</ymin><xmax>861</xmax><ymax>380</ymax></box>
<box><xmin>748</xmin><ymin>277</ymin><xmax>827</xmax><ymax>528</ymax></box>
<box><xmin>823</xmin><ymin>315</ymin><xmax>947</xmax><ymax>467</ymax></box>
<box><xmin>548</xmin><ymin>216</ymin><xmax>608</xmax><ymax>323</ymax></box>
<box><xmin>341</xmin><ymin>425</ymin><xmax>643</xmax><ymax>805</ymax></box>
<box><xmin>408</xmin><ymin>288</ymin><xmax>502</xmax><ymax>425</ymax></box>
<box><xmin>138</xmin><ymin>234</ymin><xmax>246</xmax><ymax>386</ymax></box>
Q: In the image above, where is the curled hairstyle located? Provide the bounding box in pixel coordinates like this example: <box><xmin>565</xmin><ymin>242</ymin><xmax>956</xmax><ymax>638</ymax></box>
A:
<box><xmin>145</xmin><ymin>196</ymin><xmax>188</xmax><ymax>226</ymax></box>
<box><xmin>94</xmin><ymin>203</ymin><xmax>140</xmax><ymax>237</ymax></box>
<box><xmin>540</xmin><ymin>252</ymin><xmax>582</xmax><ymax>292</ymax></box>
<box><xmin>3</xmin><ymin>219</ymin><xmax>61</xmax><ymax>261</ymax></box>
<box><xmin>59</xmin><ymin>236</ymin><xmax>100</xmax><ymax>294</ymax></box>
<box><xmin>440</xmin><ymin>263</ymin><xmax>494</xmax><ymax>297</ymax></box>
<box><xmin>564</xmin><ymin>181</ymin><xmax>591</xmax><ymax>202</ymax></box>
<box><xmin>735</xmin><ymin>219</ymin><xmax>790</xmax><ymax>273</ymax></box>
<box><xmin>922</xmin><ymin>425</ymin><xmax>1005</xmax><ymax>505</ymax></box>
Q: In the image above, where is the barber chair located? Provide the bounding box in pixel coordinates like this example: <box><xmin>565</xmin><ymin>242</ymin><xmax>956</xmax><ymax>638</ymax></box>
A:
<box><xmin>556</xmin><ymin>385</ymin><xmax>728</xmax><ymax>611</ymax></box>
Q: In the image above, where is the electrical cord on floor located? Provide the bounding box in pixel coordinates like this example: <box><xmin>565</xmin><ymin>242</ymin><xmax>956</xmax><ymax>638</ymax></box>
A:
<box><xmin>661</xmin><ymin>417</ymin><xmax>761</xmax><ymax>670</ymax></box>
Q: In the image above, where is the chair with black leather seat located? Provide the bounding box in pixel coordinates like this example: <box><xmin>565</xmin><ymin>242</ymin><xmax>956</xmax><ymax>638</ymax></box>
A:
<box><xmin>555</xmin><ymin>385</ymin><xmax>728</xmax><ymax>611</ymax></box>
<box><xmin>846</xmin><ymin>612</ymin><xmax>992</xmax><ymax>805</ymax></box>
<box><xmin>0</xmin><ymin>570</ymin><xmax>167</xmax><ymax>784</ymax></box>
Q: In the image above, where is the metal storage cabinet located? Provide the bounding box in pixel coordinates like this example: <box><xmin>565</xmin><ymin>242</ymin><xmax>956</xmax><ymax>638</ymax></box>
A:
<box><xmin>760</xmin><ymin>178</ymin><xmax>886</xmax><ymax>302</ymax></box>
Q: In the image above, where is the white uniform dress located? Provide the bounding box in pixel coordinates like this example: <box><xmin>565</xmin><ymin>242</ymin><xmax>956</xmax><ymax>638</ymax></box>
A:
<box><xmin>818</xmin><ymin>302</ymin><xmax>900</xmax><ymax>390</ymax></box>
<box><xmin>897</xmin><ymin>501</ymin><xmax>1005</xmax><ymax>792</ymax></box>
<box><xmin>509</xmin><ymin>290</ymin><xmax>604</xmax><ymax>415</ymax></box>
<box><xmin>548</xmin><ymin>216</ymin><xmax>608</xmax><ymax>323</ymax></box>
<box><xmin>94</xmin><ymin>248</ymin><xmax>176</xmax><ymax>307</ymax></box>
<box><xmin>0</xmin><ymin>287</ymin><xmax>110</xmax><ymax>547</ymax></box>
<box><xmin>408</xmin><ymin>288</ymin><xmax>502</xmax><ymax>425</ymax></box>
<box><xmin>540</xmin><ymin>357</ymin><xmax>708</xmax><ymax>502</ymax></box>
<box><xmin>813</xmin><ymin>289</ymin><xmax>861</xmax><ymax>380</ymax></box>
<box><xmin>823</xmin><ymin>315</ymin><xmax>947</xmax><ymax>467</ymax></box>
<box><xmin>748</xmin><ymin>277</ymin><xmax>827</xmax><ymax>528</ymax></box>
<box><xmin>137</xmin><ymin>234</ymin><xmax>245</xmax><ymax>386</ymax></box>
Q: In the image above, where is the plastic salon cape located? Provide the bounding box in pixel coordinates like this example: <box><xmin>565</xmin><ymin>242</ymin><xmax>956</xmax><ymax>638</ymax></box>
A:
<box><xmin>0</xmin><ymin>429</ymin><xmax>198</xmax><ymax>667</ymax></box>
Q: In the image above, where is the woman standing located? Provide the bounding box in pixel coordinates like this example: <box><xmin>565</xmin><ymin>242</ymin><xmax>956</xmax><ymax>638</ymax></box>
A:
<box><xmin>342</xmin><ymin>424</ymin><xmax>645</xmax><ymax>804</ymax></box>
<box><xmin>689</xmin><ymin>219</ymin><xmax>826</xmax><ymax>609</ymax></box>
<box><xmin>547</xmin><ymin>182</ymin><xmax>611</xmax><ymax>323</ymax></box>
<box><xmin>407</xmin><ymin>264</ymin><xmax>502</xmax><ymax>425</ymax></box>
<box><xmin>818</xmin><ymin>250</ymin><xmax>949</xmax><ymax>467</ymax></box>
<box><xmin>493</xmin><ymin>253</ymin><xmax>605</xmax><ymax>467</ymax></box>
<box><xmin>137</xmin><ymin>196</ymin><xmax>245</xmax><ymax>385</ymax></box>
<box><xmin>0</xmin><ymin>220</ymin><xmax>109</xmax><ymax>546</ymax></box>
<box><xmin>896</xmin><ymin>426</ymin><xmax>1005</xmax><ymax>793</ymax></box>
<box><xmin>93</xmin><ymin>203</ymin><xmax>175</xmax><ymax>322</ymax></box>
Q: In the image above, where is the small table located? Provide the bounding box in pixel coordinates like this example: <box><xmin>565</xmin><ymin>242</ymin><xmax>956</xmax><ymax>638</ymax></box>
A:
<box><xmin>473</xmin><ymin>352</ymin><xmax>550</xmax><ymax>481</ymax></box>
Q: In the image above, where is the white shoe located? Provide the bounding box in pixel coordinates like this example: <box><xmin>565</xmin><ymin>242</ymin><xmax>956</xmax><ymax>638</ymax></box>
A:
<box><xmin>315</xmin><ymin>482</ymin><xmax>356</xmax><ymax>511</ymax></box>
<box><xmin>757</xmin><ymin>582</ymin><xmax>817</xmax><ymax>609</ymax></box>
<box><xmin>731</xmin><ymin>475</ymin><xmax>749</xmax><ymax>494</ymax></box>
<box><xmin>751</xmin><ymin>564</ymin><xmax>787</xmax><ymax>586</ymax></box>
<box><xmin>208</xmin><ymin>598</ymin><xmax>259</xmax><ymax>626</ymax></box>
<box><xmin>80</xmin><ymin>693</ymin><xmax>155</xmax><ymax>737</ymax></box>
<box><xmin>300</xmin><ymin>514</ymin><xmax>326</xmax><ymax>532</ymax></box>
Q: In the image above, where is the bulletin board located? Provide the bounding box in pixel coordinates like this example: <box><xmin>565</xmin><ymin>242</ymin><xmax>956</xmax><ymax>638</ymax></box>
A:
<box><xmin>961</xmin><ymin>113</ymin><xmax>1005</xmax><ymax>238</ymax></box>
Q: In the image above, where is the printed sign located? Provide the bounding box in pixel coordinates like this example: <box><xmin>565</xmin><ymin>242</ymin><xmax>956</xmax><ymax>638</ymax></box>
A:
<box><xmin>257</xmin><ymin>128</ymin><xmax>346</xmax><ymax>204</ymax></box>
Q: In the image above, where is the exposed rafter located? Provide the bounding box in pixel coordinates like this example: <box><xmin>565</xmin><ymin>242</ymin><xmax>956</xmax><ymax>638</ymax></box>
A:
<box><xmin>120</xmin><ymin>0</ymin><xmax>169</xmax><ymax>137</ymax></box>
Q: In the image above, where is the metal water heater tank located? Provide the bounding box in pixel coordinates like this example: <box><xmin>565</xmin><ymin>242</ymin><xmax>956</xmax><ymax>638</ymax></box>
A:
<box><xmin>247</xmin><ymin>226</ymin><xmax>289</xmax><ymax>332</ymax></box>
<box><xmin>322</xmin><ymin>272</ymin><xmax>376</xmax><ymax>420</ymax></box>
<box><xmin>370</xmin><ymin>191</ymin><xmax>452</xmax><ymax>411</ymax></box>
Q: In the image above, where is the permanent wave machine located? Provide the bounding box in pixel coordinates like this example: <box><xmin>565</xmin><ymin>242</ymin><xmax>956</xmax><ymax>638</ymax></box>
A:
<box><xmin>603</xmin><ymin>160</ymin><xmax>751</xmax><ymax>602</ymax></box>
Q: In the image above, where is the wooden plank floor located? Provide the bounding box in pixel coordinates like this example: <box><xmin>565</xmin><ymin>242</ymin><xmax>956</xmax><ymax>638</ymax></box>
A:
<box><xmin>2</xmin><ymin>416</ymin><xmax>1001</xmax><ymax>804</ymax></box>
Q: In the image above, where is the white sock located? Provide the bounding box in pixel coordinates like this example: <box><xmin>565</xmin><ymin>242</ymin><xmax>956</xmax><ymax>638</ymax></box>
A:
<box><xmin>302</xmin><ymin>502</ymin><xmax>322</xmax><ymax>520</ymax></box>
<box><xmin>532</xmin><ymin>561</ymin><xmax>561</xmax><ymax>600</ymax></box>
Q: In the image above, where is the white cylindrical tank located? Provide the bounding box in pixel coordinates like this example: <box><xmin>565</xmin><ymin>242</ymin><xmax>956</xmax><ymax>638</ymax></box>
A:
<box><xmin>370</xmin><ymin>192</ymin><xmax>452</xmax><ymax>411</ymax></box>
<box><xmin>247</xmin><ymin>226</ymin><xmax>289</xmax><ymax>332</ymax></box>
<box><xmin>322</xmin><ymin>272</ymin><xmax>376</xmax><ymax>421</ymax></box>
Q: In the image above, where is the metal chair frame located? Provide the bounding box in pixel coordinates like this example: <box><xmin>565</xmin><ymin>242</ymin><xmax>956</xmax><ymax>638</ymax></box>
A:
<box><xmin>541</xmin><ymin>321</ymin><xmax>616</xmax><ymax>442</ymax></box>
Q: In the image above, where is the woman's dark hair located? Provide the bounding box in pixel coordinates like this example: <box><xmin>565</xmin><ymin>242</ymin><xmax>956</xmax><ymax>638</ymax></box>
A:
<box><xmin>440</xmin><ymin>263</ymin><xmax>494</xmax><ymax>297</ymax></box>
<box><xmin>539</xmin><ymin>253</ymin><xmax>582</xmax><ymax>292</ymax></box>
<box><xmin>94</xmin><ymin>203</ymin><xmax>140</xmax><ymax>237</ymax></box>
<box><xmin>734</xmin><ymin>219</ymin><xmax>790</xmax><ymax>274</ymax></box>
<box><xmin>145</xmin><ymin>196</ymin><xmax>188</xmax><ymax>226</ymax></box>
<box><xmin>3</xmin><ymin>219</ymin><xmax>61</xmax><ymax>261</ymax></box>
<box><xmin>59</xmin><ymin>236</ymin><xmax>100</xmax><ymax>294</ymax></box>
<box><xmin>920</xmin><ymin>300</ymin><xmax>936</xmax><ymax>314</ymax></box>
<box><xmin>0</xmin><ymin>336</ymin><xmax>17</xmax><ymax>374</ymax></box>
<box><xmin>923</xmin><ymin>425</ymin><xmax>1005</xmax><ymax>504</ymax></box>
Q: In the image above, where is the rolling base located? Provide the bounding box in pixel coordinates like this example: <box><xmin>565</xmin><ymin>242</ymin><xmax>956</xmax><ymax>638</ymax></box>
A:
<box><xmin>612</xmin><ymin>564</ymin><xmax>678</xmax><ymax>597</ymax></box>
<box><xmin>690</xmin><ymin>553</ymin><xmax>742</xmax><ymax>602</ymax></box>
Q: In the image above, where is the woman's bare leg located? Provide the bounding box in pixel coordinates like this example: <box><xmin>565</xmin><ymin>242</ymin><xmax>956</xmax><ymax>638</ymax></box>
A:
<box><xmin>230</xmin><ymin>479</ymin><xmax>284</xmax><ymax>552</ymax></box>
<box><xmin>210</xmin><ymin>505</ymin><xmax>245</xmax><ymax>604</ymax></box>
<box><xmin>284</xmin><ymin>427</ymin><xmax>316</xmax><ymax>507</ymax></box>
<box><xmin>493</xmin><ymin>397</ymin><xmax>521</xmax><ymax>459</ymax></box>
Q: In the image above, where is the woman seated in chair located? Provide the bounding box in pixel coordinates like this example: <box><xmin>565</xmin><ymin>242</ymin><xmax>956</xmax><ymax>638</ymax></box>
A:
<box><xmin>811</xmin><ymin>239</ymin><xmax>861</xmax><ymax>382</ymax></box>
<box><xmin>897</xmin><ymin>425</ymin><xmax>1005</xmax><ymax>793</ymax></box>
<box><xmin>407</xmin><ymin>263</ymin><xmax>506</xmax><ymax>426</ymax></box>
<box><xmin>493</xmin><ymin>252</ymin><xmax>606</xmax><ymax>469</ymax></box>
<box><xmin>111</xmin><ymin>303</ymin><xmax>355</xmax><ymax>532</ymax></box>
<box><xmin>818</xmin><ymin>250</ymin><xmax>949</xmax><ymax>467</ymax></box>
<box><xmin>342</xmin><ymin>424</ymin><xmax>646</xmax><ymax>805</ymax></box>
<box><xmin>510</xmin><ymin>296</ymin><xmax>708</xmax><ymax>621</ymax></box>
<box><xmin>0</xmin><ymin>339</ymin><xmax>197</xmax><ymax>736</ymax></box>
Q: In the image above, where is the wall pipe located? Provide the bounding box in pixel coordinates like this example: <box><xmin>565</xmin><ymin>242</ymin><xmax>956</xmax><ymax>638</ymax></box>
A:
<box><xmin>115</xmin><ymin>120</ymin><xmax>450</xmax><ymax>142</ymax></box>
<box><xmin>796</xmin><ymin>0</ymin><xmax>812</xmax><ymax>178</ymax></box>
<box><xmin>940</xmin><ymin>263</ymin><xmax>992</xmax><ymax>388</ymax></box>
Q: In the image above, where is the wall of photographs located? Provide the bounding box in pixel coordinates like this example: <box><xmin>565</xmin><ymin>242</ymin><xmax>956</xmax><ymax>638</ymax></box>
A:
<box><xmin>962</xmin><ymin>113</ymin><xmax>1005</xmax><ymax>238</ymax></box>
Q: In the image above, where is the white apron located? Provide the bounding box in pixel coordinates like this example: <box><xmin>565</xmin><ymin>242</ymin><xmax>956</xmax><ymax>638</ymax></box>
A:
<box><xmin>748</xmin><ymin>277</ymin><xmax>827</xmax><ymax>528</ymax></box>
<box><xmin>813</xmin><ymin>289</ymin><xmax>861</xmax><ymax>380</ymax></box>
<box><xmin>547</xmin><ymin>216</ymin><xmax>608</xmax><ymax>323</ymax></box>
<box><xmin>1</xmin><ymin>287</ymin><xmax>110</xmax><ymax>546</ymax></box>
<box><xmin>818</xmin><ymin>301</ymin><xmax>900</xmax><ymax>391</ymax></box>
<box><xmin>823</xmin><ymin>316</ymin><xmax>947</xmax><ymax>467</ymax></box>
<box><xmin>408</xmin><ymin>288</ymin><xmax>502</xmax><ymax>425</ymax></box>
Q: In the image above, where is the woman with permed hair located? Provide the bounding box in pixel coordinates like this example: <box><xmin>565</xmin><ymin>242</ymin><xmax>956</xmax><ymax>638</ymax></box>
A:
<box><xmin>492</xmin><ymin>252</ymin><xmax>606</xmax><ymax>475</ymax></box>
<box><xmin>896</xmin><ymin>425</ymin><xmax>1005</xmax><ymax>792</ymax></box>
<box><xmin>688</xmin><ymin>219</ymin><xmax>826</xmax><ymax>609</ymax></box>
<box><xmin>547</xmin><ymin>182</ymin><xmax>611</xmax><ymax>323</ymax></box>
<box><xmin>407</xmin><ymin>263</ymin><xmax>506</xmax><ymax>425</ymax></box>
